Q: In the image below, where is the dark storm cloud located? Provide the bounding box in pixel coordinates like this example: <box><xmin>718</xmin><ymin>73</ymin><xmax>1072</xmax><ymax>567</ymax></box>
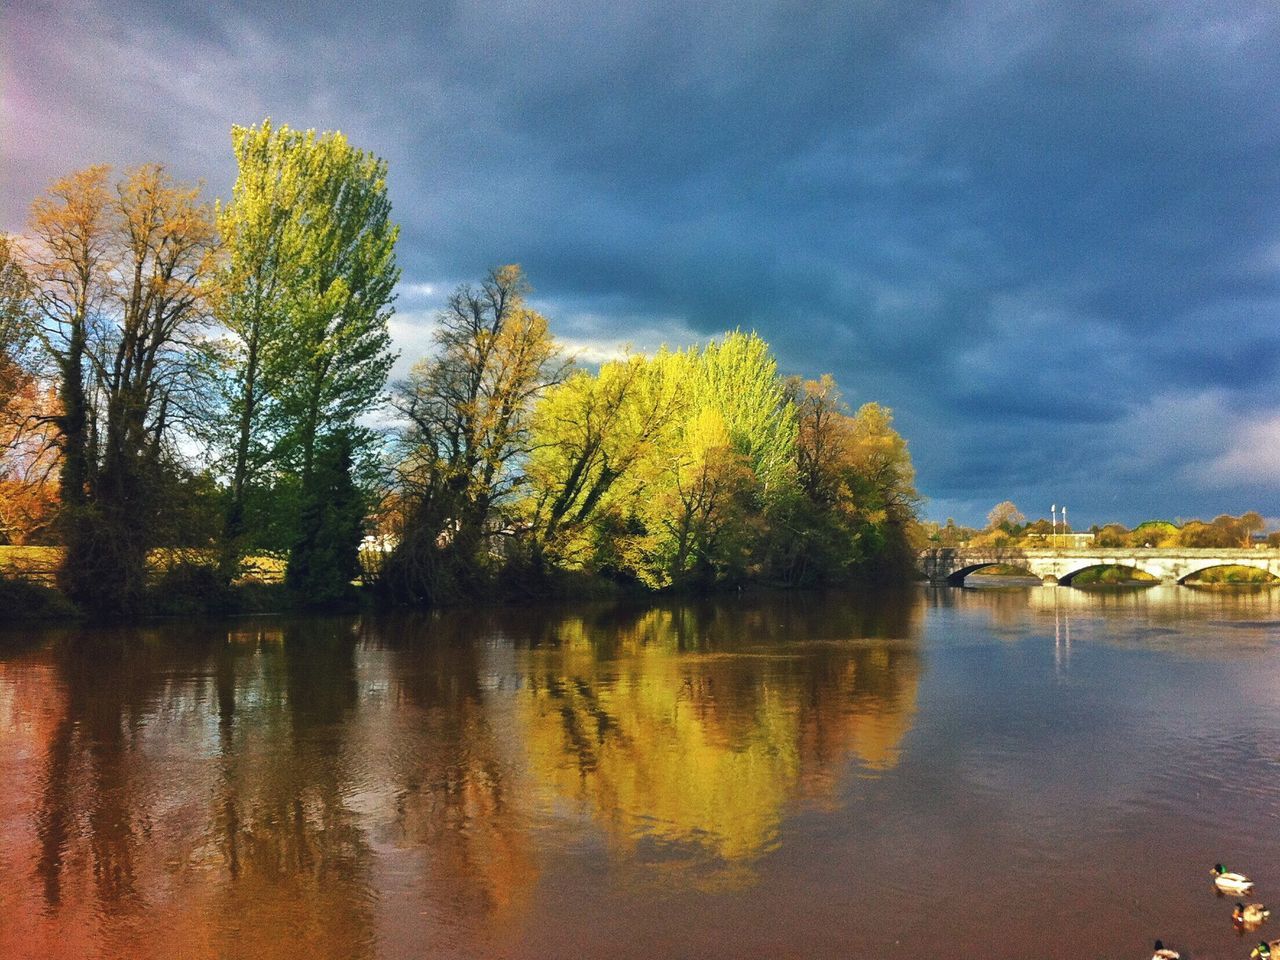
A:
<box><xmin>5</xmin><ymin>0</ymin><xmax>1280</xmax><ymax>525</ymax></box>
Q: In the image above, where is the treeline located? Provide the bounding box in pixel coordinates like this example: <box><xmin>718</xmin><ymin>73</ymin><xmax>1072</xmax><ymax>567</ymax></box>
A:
<box><xmin>382</xmin><ymin>291</ymin><xmax>919</xmax><ymax>603</ymax></box>
<box><xmin>0</xmin><ymin>120</ymin><xmax>919</xmax><ymax>617</ymax></box>
<box><xmin>1090</xmin><ymin>515</ymin><xmax>1271</xmax><ymax>549</ymax></box>
<box><xmin>924</xmin><ymin>505</ymin><xmax>1272</xmax><ymax>550</ymax></box>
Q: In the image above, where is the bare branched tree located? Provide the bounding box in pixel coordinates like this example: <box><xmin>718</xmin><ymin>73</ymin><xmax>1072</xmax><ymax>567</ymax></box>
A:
<box><xmin>385</xmin><ymin>265</ymin><xmax>567</xmax><ymax>601</ymax></box>
<box><xmin>20</xmin><ymin>164</ymin><xmax>220</xmax><ymax>613</ymax></box>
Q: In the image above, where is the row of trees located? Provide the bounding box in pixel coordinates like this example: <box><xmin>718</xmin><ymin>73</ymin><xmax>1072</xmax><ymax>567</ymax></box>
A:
<box><xmin>922</xmin><ymin>506</ymin><xmax>1271</xmax><ymax>550</ymax></box>
<box><xmin>1</xmin><ymin>120</ymin><xmax>920</xmax><ymax>616</ymax></box>
<box><xmin>1091</xmin><ymin>514</ymin><xmax>1270</xmax><ymax>549</ymax></box>
<box><xmin>382</xmin><ymin>289</ymin><xmax>919</xmax><ymax>603</ymax></box>
<box><xmin>2</xmin><ymin>122</ymin><xmax>398</xmax><ymax>615</ymax></box>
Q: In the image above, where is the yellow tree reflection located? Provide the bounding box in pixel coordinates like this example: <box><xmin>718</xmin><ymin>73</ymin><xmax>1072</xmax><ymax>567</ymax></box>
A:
<box><xmin>513</xmin><ymin>600</ymin><xmax>921</xmax><ymax>879</ymax></box>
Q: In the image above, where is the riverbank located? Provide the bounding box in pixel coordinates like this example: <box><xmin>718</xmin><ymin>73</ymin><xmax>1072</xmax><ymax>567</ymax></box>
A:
<box><xmin>0</xmin><ymin>563</ymin><xmax>660</xmax><ymax>624</ymax></box>
<box><xmin>11</xmin><ymin>561</ymin><xmax>1278</xmax><ymax>626</ymax></box>
<box><xmin>1</xmin><ymin>558</ymin><xmax>920</xmax><ymax>625</ymax></box>
<box><xmin>0</xmin><ymin>573</ymin><xmax>292</xmax><ymax>623</ymax></box>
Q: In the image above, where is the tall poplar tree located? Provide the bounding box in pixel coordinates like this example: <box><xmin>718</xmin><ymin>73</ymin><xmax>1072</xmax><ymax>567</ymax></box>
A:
<box><xmin>217</xmin><ymin>121</ymin><xmax>399</xmax><ymax>586</ymax></box>
<box><xmin>216</xmin><ymin>122</ymin><xmax>304</xmax><ymax>566</ymax></box>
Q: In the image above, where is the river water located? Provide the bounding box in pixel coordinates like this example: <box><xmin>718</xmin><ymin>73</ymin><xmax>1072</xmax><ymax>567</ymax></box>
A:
<box><xmin>3</xmin><ymin>584</ymin><xmax>1280</xmax><ymax>959</ymax></box>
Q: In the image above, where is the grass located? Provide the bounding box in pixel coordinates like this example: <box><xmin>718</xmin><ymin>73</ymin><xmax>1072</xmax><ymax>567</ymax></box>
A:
<box><xmin>0</xmin><ymin>545</ymin><xmax>299</xmax><ymax>622</ymax></box>
<box><xmin>1070</xmin><ymin>565</ymin><xmax>1158</xmax><ymax>585</ymax></box>
<box><xmin>1184</xmin><ymin>564</ymin><xmax>1277</xmax><ymax>584</ymax></box>
<box><xmin>972</xmin><ymin>564</ymin><xmax>1038</xmax><ymax>577</ymax></box>
<box><xmin>0</xmin><ymin>545</ymin><xmax>288</xmax><ymax>585</ymax></box>
<box><xmin>0</xmin><ymin>545</ymin><xmax>61</xmax><ymax>582</ymax></box>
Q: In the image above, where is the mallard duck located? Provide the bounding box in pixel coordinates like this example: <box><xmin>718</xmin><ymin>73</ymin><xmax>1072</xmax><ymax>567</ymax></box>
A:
<box><xmin>1152</xmin><ymin>939</ymin><xmax>1179</xmax><ymax>959</ymax></box>
<box><xmin>1251</xmin><ymin>941</ymin><xmax>1280</xmax><ymax>959</ymax></box>
<box><xmin>1212</xmin><ymin>863</ymin><xmax>1254</xmax><ymax>894</ymax></box>
<box><xmin>1237</xmin><ymin>902</ymin><xmax>1272</xmax><ymax>926</ymax></box>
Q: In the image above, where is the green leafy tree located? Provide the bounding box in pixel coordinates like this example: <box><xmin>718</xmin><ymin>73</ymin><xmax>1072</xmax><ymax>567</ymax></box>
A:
<box><xmin>391</xmin><ymin>325</ymin><xmax>919</xmax><ymax>598</ymax></box>
<box><xmin>261</xmin><ymin>127</ymin><xmax>399</xmax><ymax>481</ymax></box>
<box><xmin>215</xmin><ymin>122</ymin><xmax>399</xmax><ymax>590</ymax></box>
<box><xmin>609</xmin><ymin>333</ymin><xmax>795</xmax><ymax>589</ymax></box>
<box><xmin>658</xmin><ymin>407</ymin><xmax>758</xmax><ymax>586</ymax></box>
<box><xmin>214</xmin><ymin>121</ymin><xmax>311</xmax><ymax>569</ymax></box>
<box><xmin>1128</xmin><ymin>520</ymin><xmax>1179</xmax><ymax>547</ymax></box>
<box><xmin>692</xmin><ymin>332</ymin><xmax>796</xmax><ymax>494</ymax></box>
<box><xmin>287</xmin><ymin>430</ymin><xmax>365</xmax><ymax>606</ymax></box>
<box><xmin>521</xmin><ymin>354</ymin><xmax>681</xmax><ymax>569</ymax></box>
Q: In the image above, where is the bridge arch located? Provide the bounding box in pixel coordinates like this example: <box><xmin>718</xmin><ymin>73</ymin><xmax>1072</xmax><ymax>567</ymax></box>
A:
<box><xmin>1176</xmin><ymin>563</ymin><xmax>1279</xmax><ymax>585</ymax></box>
<box><xmin>1057</xmin><ymin>563</ymin><xmax>1159</xmax><ymax>586</ymax></box>
<box><xmin>946</xmin><ymin>562</ymin><xmax>1039</xmax><ymax>586</ymax></box>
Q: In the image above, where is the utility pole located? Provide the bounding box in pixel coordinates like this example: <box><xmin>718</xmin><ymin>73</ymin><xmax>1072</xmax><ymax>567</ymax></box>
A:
<box><xmin>1063</xmin><ymin>506</ymin><xmax>1068</xmax><ymax>547</ymax></box>
<box><xmin>1052</xmin><ymin>504</ymin><xmax>1058</xmax><ymax>549</ymax></box>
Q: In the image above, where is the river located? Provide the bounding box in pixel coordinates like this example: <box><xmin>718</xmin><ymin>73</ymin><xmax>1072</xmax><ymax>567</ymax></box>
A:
<box><xmin>3</xmin><ymin>584</ymin><xmax>1280</xmax><ymax>958</ymax></box>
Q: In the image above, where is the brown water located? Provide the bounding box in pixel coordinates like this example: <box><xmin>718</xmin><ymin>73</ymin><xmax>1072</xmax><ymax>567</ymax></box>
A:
<box><xmin>3</xmin><ymin>585</ymin><xmax>1280</xmax><ymax>959</ymax></box>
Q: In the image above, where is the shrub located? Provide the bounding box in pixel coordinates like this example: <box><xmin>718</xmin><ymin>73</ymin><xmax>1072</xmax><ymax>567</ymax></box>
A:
<box><xmin>0</xmin><ymin>576</ymin><xmax>79</xmax><ymax>621</ymax></box>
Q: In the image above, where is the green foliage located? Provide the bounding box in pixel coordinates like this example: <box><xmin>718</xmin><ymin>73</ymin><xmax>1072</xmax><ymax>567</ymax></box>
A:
<box><xmin>1070</xmin><ymin>565</ymin><xmax>1158</xmax><ymax>585</ymax></box>
<box><xmin>148</xmin><ymin>562</ymin><xmax>238</xmax><ymax>617</ymax></box>
<box><xmin>0</xmin><ymin>235</ymin><xmax>34</xmax><ymax>390</ymax></box>
<box><xmin>0</xmin><ymin>574</ymin><xmax>77</xmax><ymax>621</ymax></box>
<box><xmin>217</xmin><ymin>120</ymin><xmax>399</xmax><ymax>582</ymax></box>
<box><xmin>624</xmin><ymin>335</ymin><xmax>799</xmax><ymax>588</ymax></box>
<box><xmin>512</xmin><ymin>333</ymin><xmax>918</xmax><ymax>595</ymax></box>
<box><xmin>286</xmin><ymin>431</ymin><xmax>366</xmax><ymax>606</ymax></box>
<box><xmin>216</xmin><ymin>121</ymin><xmax>309</xmax><ymax>559</ymax></box>
<box><xmin>1185</xmin><ymin>565</ymin><xmax>1276</xmax><ymax>584</ymax></box>
<box><xmin>521</xmin><ymin>353</ymin><xmax>681</xmax><ymax>570</ymax></box>
<box><xmin>690</xmin><ymin>332</ymin><xmax>797</xmax><ymax>494</ymax></box>
<box><xmin>259</xmin><ymin>128</ymin><xmax>399</xmax><ymax>478</ymax></box>
<box><xmin>13</xmin><ymin>137</ymin><xmax>922</xmax><ymax>615</ymax></box>
<box><xmin>759</xmin><ymin>490</ymin><xmax>864</xmax><ymax>588</ymax></box>
<box><xmin>1128</xmin><ymin>520</ymin><xmax>1181</xmax><ymax>547</ymax></box>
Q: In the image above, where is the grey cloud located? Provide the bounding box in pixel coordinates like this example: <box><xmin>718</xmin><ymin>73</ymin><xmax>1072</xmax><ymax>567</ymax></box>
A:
<box><xmin>6</xmin><ymin>0</ymin><xmax>1280</xmax><ymax>526</ymax></box>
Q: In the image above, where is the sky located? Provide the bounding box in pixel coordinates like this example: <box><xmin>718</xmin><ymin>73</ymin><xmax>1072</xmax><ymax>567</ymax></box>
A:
<box><xmin>3</xmin><ymin>0</ymin><xmax>1279</xmax><ymax>528</ymax></box>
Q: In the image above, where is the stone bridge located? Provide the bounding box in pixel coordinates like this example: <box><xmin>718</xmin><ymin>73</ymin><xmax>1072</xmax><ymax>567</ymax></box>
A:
<box><xmin>919</xmin><ymin>547</ymin><xmax>1280</xmax><ymax>585</ymax></box>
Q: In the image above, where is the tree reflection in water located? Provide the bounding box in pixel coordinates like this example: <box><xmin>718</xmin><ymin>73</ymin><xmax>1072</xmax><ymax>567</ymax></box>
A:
<box><xmin>0</xmin><ymin>592</ymin><xmax>923</xmax><ymax>958</ymax></box>
<box><xmin>506</xmin><ymin>595</ymin><xmax>922</xmax><ymax>883</ymax></box>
